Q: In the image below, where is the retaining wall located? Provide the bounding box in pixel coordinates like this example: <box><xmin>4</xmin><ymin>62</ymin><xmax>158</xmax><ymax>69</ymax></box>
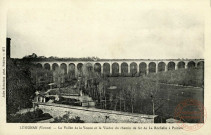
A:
<box><xmin>36</xmin><ymin>102</ymin><xmax>156</xmax><ymax>123</ymax></box>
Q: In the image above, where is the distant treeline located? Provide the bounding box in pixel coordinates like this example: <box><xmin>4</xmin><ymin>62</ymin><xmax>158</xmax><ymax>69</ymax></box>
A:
<box><xmin>18</xmin><ymin>53</ymin><xmax>101</xmax><ymax>61</ymax></box>
<box><xmin>13</xmin><ymin>53</ymin><xmax>203</xmax><ymax>62</ymax></box>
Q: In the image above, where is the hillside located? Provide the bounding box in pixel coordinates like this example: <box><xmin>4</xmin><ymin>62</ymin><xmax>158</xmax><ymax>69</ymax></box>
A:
<box><xmin>145</xmin><ymin>68</ymin><xmax>204</xmax><ymax>87</ymax></box>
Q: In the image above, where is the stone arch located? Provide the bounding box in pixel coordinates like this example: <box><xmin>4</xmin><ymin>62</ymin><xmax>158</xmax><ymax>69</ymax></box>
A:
<box><xmin>112</xmin><ymin>62</ymin><xmax>119</xmax><ymax>76</ymax></box>
<box><xmin>130</xmin><ymin>62</ymin><xmax>138</xmax><ymax>76</ymax></box>
<box><xmin>188</xmin><ymin>61</ymin><xmax>196</xmax><ymax>69</ymax></box>
<box><xmin>85</xmin><ymin>63</ymin><xmax>93</xmax><ymax>72</ymax></box>
<box><xmin>103</xmin><ymin>63</ymin><xmax>110</xmax><ymax>76</ymax></box>
<box><xmin>178</xmin><ymin>61</ymin><xmax>185</xmax><ymax>69</ymax></box>
<box><xmin>167</xmin><ymin>62</ymin><xmax>175</xmax><ymax>71</ymax></box>
<box><xmin>94</xmin><ymin>63</ymin><xmax>101</xmax><ymax>73</ymax></box>
<box><xmin>44</xmin><ymin>63</ymin><xmax>50</xmax><ymax>70</ymax></box>
<box><xmin>121</xmin><ymin>62</ymin><xmax>128</xmax><ymax>76</ymax></box>
<box><xmin>197</xmin><ymin>61</ymin><xmax>204</xmax><ymax>69</ymax></box>
<box><xmin>149</xmin><ymin>62</ymin><xmax>156</xmax><ymax>73</ymax></box>
<box><xmin>77</xmin><ymin>63</ymin><xmax>83</xmax><ymax>77</ymax></box>
<box><xmin>36</xmin><ymin>63</ymin><xmax>42</xmax><ymax>68</ymax></box>
<box><xmin>139</xmin><ymin>62</ymin><xmax>147</xmax><ymax>75</ymax></box>
<box><xmin>60</xmin><ymin>63</ymin><xmax>67</xmax><ymax>74</ymax></box>
<box><xmin>52</xmin><ymin>63</ymin><xmax>59</xmax><ymax>71</ymax></box>
<box><xmin>69</xmin><ymin>63</ymin><xmax>75</xmax><ymax>71</ymax></box>
<box><xmin>158</xmin><ymin>62</ymin><xmax>166</xmax><ymax>72</ymax></box>
<box><xmin>68</xmin><ymin>63</ymin><xmax>75</xmax><ymax>77</ymax></box>
<box><xmin>77</xmin><ymin>63</ymin><xmax>83</xmax><ymax>71</ymax></box>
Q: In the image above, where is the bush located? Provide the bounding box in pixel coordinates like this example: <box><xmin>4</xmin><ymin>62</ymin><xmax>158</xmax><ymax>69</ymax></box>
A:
<box><xmin>51</xmin><ymin>112</ymin><xmax>84</xmax><ymax>123</ymax></box>
<box><xmin>7</xmin><ymin>109</ymin><xmax>52</xmax><ymax>123</ymax></box>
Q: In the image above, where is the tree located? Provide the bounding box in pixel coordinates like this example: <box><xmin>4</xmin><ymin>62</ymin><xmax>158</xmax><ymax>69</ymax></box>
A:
<box><xmin>53</xmin><ymin>68</ymin><xmax>65</xmax><ymax>89</ymax></box>
<box><xmin>139</xmin><ymin>78</ymin><xmax>161</xmax><ymax>115</ymax></box>
<box><xmin>98</xmin><ymin>79</ymin><xmax>108</xmax><ymax>108</ymax></box>
<box><xmin>80</xmin><ymin>63</ymin><xmax>99</xmax><ymax>96</ymax></box>
<box><xmin>119</xmin><ymin>89</ymin><xmax>127</xmax><ymax>111</ymax></box>
<box><xmin>127</xmin><ymin>85</ymin><xmax>137</xmax><ymax>113</ymax></box>
<box><xmin>23</xmin><ymin>53</ymin><xmax>38</xmax><ymax>59</ymax></box>
<box><xmin>30</xmin><ymin>67</ymin><xmax>53</xmax><ymax>90</ymax></box>
<box><xmin>118</xmin><ymin>81</ymin><xmax>138</xmax><ymax>113</ymax></box>
<box><xmin>6</xmin><ymin>58</ymin><xmax>35</xmax><ymax>116</ymax></box>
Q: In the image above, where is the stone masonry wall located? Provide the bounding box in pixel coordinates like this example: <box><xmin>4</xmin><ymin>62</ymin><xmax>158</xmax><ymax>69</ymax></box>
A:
<box><xmin>36</xmin><ymin>103</ymin><xmax>155</xmax><ymax>123</ymax></box>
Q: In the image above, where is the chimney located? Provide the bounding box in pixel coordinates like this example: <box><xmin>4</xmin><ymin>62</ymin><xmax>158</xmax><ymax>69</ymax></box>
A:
<box><xmin>6</xmin><ymin>38</ymin><xmax>11</xmax><ymax>58</ymax></box>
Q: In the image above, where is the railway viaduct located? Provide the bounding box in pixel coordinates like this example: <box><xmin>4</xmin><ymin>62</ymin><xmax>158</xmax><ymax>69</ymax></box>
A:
<box><xmin>34</xmin><ymin>59</ymin><xmax>204</xmax><ymax>77</ymax></box>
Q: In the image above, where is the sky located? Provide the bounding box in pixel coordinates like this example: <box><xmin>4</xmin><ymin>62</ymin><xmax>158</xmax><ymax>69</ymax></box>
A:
<box><xmin>7</xmin><ymin>1</ymin><xmax>204</xmax><ymax>59</ymax></box>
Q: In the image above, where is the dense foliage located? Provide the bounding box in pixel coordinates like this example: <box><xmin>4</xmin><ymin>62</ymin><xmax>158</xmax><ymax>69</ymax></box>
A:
<box><xmin>51</xmin><ymin>112</ymin><xmax>84</xmax><ymax>123</ymax></box>
<box><xmin>7</xmin><ymin>109</ymin><xmax>52</xmax><ymax>123</ymax></box>
<box><xmin>6</xmin><ymin>58</ymin><xmax>35</xmax><ymax>115</ymax></box>
<box><xmin>21</xmin><ymin>53</ymin><xmax>100</xmax><ymax>61</ymax></box>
